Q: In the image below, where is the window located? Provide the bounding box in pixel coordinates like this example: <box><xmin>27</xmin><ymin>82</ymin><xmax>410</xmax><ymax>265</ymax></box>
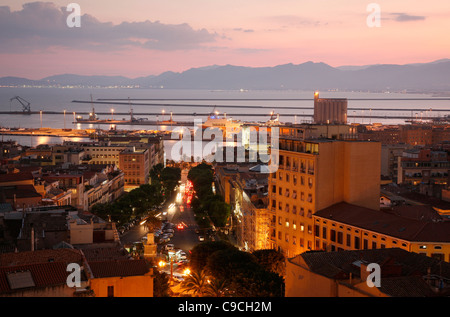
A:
<box><xmin>322</xmin><ymin>227</ymin><xmax>327</xmax><ymax>240</ymax></box>
<box><xmin>354</xmin><ymin>237</ymin><xmax>360</xmax><ymax>249</ymax></box>
<box><xmin>346</xmin><ymin>234</ymin><xmax>351</xmax><ymax>247</ymax></box>
<box><xmin>330</xmin><ymin>229</ymin><xmax>336</xmax><ymax>242</ymax></box>
<box><xmin>337</xmin><ymin>232</ymin><xmax>343</xmax><ymax>244</ymax></box>
<box><xmin>315</xmin><ymin>225</ymin><xmax>320</xmax><ymax>237</ymax></box>
<box><xmin>107</xmin><ymin>286</ymin><xmax>114</xmax><ymax>297</ymax></box>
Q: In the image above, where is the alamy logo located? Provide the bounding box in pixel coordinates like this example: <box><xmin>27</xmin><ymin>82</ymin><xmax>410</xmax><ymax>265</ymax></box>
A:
<box><xmin>366</xmin><ymin>263</ymin><xmax>381</xmax><ymax>288</ymax></box>
<box><xmin>170</xmin><ymin>119</ymin><xmax>279</xmax><ymax>173</ymax></box>
<box><xmin>366</xmin><ymin>3</ymin><xmax>382</xmax><ymax>28</ymax></box>
<box><xmin>66</xmin><ymin>263</ymin><xmax>81</xmax><ymax>288</ymax></box>
<box><xmin>66</xmin><ymin>3</ymin><xmax>81</xmax><ymax>28</ymax></box>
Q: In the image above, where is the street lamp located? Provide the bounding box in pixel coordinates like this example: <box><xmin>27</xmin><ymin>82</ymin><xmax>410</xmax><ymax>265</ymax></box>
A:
<box><xmin>162</xmin><ymin>109</ymin><xmax>165</xmax><ymax>121</ymax></box>
<box><xmin>111</xmin><ymin>108</ymin><xmax>115</xmax><ymax>120</ymax></box>
<box><xmin>183</xmin><ymin>268</ymin><xmax>191</xmax><ymax>276</ymax></box>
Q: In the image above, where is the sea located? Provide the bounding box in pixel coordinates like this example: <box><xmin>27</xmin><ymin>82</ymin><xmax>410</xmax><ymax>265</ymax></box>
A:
<box><xmin>1</xmin><ymin>87</ymin><xmax>450</xmax><ymax>160</ymax></box>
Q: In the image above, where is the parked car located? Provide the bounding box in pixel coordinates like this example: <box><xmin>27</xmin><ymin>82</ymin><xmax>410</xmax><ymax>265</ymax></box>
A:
<box><xmin>198</xmin><ymin>235</ymin><xmax>205</xmax><ymax>241</ymax></box>
<box><xmin>165</xmin><ymin>244</ymin><xmax>174</xmax><ymax>251</ymax></box>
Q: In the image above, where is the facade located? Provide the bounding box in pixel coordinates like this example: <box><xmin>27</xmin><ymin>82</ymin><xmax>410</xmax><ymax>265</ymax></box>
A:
<box><xmin>397</xmin><ymin>148</ymin><xmax>450</xmax><ymax>185</ymax></box>
<box><xmin>215</xmin><ymin>163</ymin><xmax>271</xmax><ymax>252</ymax></box>
<box><xmin>313</xmin><ymin>92</ymin><xmax>348</xmax><ymax>125</ymax></box>
<box><xmin>313</xmin><ymin>202</ymin><xmax>450</xmax><ymax>261</ymax></box>
<box><xmin>268</xmin><ymin>134</ymin><xmax>381</xmax><ymax>258</ymax></box>
<box><xmin>380</xmin><ymin>143</ymin><xmax>411</xmax><ymax>182</ymax></box>
<box><xmin>119</xmin><ymin>147</ymin><xmax>150</xmax><ymax>189</ymax></box>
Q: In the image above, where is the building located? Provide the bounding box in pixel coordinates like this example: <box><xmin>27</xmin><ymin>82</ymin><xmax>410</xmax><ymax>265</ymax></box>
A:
<box><xmin>285</xmin><ymin>248</ymin><xmax>450</xmax><ymax>297</ymax></box>
<box><xmin>380</xmin><ymin>143</ymin><xmax>410</xmax><ymax>182</ymax></box>
<box><xmin>0</xmin><ymin>246</ymin><xmax>153</xmax><ymax>297</ymax></box>
<box><xmin>313</xmin><ymin>91</ymin><xmax>348</xmax><ymax>125</ymax></box>
<box><xmin>397</xmin><ymin>147</ymin><xmax>450</xmax><ymax>185</ymax></box>
<box><xmin>269</xmin><ymin>134</ymin><xmax>381</xmax><ymax>258</ymax></box>
<box><xmin>0</xmin><ymin>248</ymin><xmax>89</xmax><ymax>297</ymax></box>
<box><xmin>119</xmin><ymin>147</ymin><xmax>150</xmax><ymax>190</ymax></box>
<box><xmin>313</xmin><ymin>202</ymin><xmax>450</xmax><ymax>261</ymax></box>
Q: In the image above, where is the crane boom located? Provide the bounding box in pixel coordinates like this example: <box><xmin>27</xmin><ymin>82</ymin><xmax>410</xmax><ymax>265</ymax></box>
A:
<box><xmin>9</xmin><ymin>96</ymin><xmax>31</xmax><ymax>114</ymax></box>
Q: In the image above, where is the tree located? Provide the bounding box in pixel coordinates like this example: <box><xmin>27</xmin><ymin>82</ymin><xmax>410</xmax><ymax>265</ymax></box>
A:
<box><xmin>205</xmin><ymin>247</ymin><xmax>285</xmax><ymax>297</ymax></box>
<box><xmin>160</xmin><ymin>166</ymin><xmax>181</xmax><ymax>196</ymax></box>
<box><xmin>205</xmin><ymin>278</ymin><xmax>231</xmax><ymax>297</ymax></box>
<box><xmin>153</xmin><ymin>271</ymin><xmax>171</xmax><ymax>297</ymax></box>
<box><xmin>180</xmin><ymin>269</ymin><xmax>209</xmax><ymax>297</ymax></box>
<box><xmin>252</xmin><ymin>249</ymin><xmax>286</xmax><ymax>277</ymax></box>
<box><xmin>189</xmin><ymin>240</ymin><xmax>236</xmax><ymax>272</ymax></box>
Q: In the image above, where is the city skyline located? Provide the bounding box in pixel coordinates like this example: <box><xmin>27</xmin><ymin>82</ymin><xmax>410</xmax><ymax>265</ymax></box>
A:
<box><xmin>0</xmin><ymin>1</ymin><xmax>449</xmax><ymax>78</ymax></box>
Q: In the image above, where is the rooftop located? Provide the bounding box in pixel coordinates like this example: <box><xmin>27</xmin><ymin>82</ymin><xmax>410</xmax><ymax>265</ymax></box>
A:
<box><xmin>289</xmin><ymin>248</ymin><xmax>450</xmax><ymax>297</ymax></box>
<box><xmin>315</xmin><ymin>202</ymin><xmax>450</xmax><ymax>243</ymax></box>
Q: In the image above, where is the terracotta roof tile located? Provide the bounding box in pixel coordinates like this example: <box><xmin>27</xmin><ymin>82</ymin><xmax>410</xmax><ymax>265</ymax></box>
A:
<box><xmin>0</xmin><ymin>249</ymin><xmax>83</xmax><ymax>267</ymax></box>
<box><xmin>0</xmin><ymin>262</ymin><xmax>70</xmax><ymax>294</ymax></box>
<box><xmin>88</xmin><ymin>259</ymin><xmax>149</xmax><ymax>278</ymax></box>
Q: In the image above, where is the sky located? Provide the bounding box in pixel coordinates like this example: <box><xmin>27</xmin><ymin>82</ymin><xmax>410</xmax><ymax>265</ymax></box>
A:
<box><xmin>0</xmin><ymin>0</ymin><xmax>449</xmax><ymax>79</ymax></box>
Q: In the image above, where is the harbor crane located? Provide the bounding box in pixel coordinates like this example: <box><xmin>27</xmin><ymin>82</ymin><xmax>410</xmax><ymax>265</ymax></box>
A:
<box><xmin>9</xmin><ymin>96</ymin><xmax>31</xmax><ymax>114</ymax></box>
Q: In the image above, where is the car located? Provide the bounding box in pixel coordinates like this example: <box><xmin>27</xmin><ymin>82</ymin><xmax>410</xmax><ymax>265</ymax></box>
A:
<box><xmin>198</xmin><ymin>235</ymin><xmax>205</xmax><ymax>241</ymax></box>
<box><xmin>163</xmin><ymin>228</ymin><xmax>174</xmax><ymax>234</ymax></box>
<box><xmin>165</xmin><ymin>244</ymin><xmax>174</xmax><ymax>251</ymax></box>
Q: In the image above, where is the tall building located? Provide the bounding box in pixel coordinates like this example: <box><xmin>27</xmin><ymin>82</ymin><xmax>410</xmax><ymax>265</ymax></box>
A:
<box><xmin>313</xmin><ymin>91</ymin><xmax>348</xmax><ymax>125</ymax></box>
<box><xmin>268</xmin><ymin>129</ymin><xmax>381</xmax><ymax>257</ymax></box>
<box><xmin>119</xmin><ymin>147</ymin><xmax>150</xmax><ymax>190</ymax></box>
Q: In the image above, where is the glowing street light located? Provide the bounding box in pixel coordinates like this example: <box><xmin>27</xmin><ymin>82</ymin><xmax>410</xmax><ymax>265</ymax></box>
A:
<box><xmin>183</xmin><ymin>268</ymin><xmax>191</xmax><ymax>276</ymax></box>
<box><xmin>111</xmin><ymin>108</ymin><xmax>115</xmax><ymax>120</ymax></box>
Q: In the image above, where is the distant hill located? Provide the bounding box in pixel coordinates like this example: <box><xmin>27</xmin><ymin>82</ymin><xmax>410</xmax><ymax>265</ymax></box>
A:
<box><xmin>2</xmin><ymin>59</ymin><xmax>450</xmax><ymax>92</ymax></box>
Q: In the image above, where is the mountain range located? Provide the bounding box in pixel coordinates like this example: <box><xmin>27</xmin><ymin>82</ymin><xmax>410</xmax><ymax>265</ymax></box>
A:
<box><xmin>2</xmin><ymin>59</ymin><xmax>450</xmax><ymax>92</ymax></box>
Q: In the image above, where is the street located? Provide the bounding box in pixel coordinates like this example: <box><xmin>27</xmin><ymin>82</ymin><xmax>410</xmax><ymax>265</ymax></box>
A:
<box><xmin>119</xmin><ymin>169</ymin><xmax>201</xmax><ymax>281</ymax></box>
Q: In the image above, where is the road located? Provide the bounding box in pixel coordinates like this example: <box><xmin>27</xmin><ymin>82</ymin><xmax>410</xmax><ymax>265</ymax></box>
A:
<box><xmin>120</xmin><ymin>169</ymin><xmax>201</xmax><ymax>254</ymax></box>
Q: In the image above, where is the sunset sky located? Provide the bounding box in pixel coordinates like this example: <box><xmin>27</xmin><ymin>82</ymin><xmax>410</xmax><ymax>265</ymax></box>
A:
<box><xmin>1</xmin><ymin>0</ymin><xmax>449</xmax><ymax>79</ymax></box>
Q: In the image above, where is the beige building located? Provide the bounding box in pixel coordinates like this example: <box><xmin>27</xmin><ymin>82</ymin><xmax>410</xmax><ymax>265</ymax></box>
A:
<box><xmin>269</xmin><ymin>132</ymin><xmax>381</xmax><ymax>258</ymax></box>
<box><xmin>313</xmin><ymin>91</ymin><xmax>348</xmax><ymax>125</ymax></box>
<box><xmin>119</xmin><ymin>147</ymin><xmax>150</xmax><ymax>190</ymax></box>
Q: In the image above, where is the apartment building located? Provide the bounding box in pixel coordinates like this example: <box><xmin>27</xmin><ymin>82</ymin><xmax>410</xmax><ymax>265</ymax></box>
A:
<box><xmin>397</xmin><ymin>148</ymin><xmax>450</xmax><ymax>185</ymax></box>
<box><xmin>119</xmin><ymin>147</ymin><xmax>150</xmax><ymax>190</ymax></box>
<box><xmin>268</xmin><ymin>131</ymin><xmax>381</xmax><ymax>258</ymax></box>
<box><xmin>312</xmin><ymin>202</ymin><xmax>450</xmax><ymax>262</ymax></box>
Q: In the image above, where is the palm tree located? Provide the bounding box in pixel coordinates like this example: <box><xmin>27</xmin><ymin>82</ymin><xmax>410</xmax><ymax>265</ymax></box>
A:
<box><xmin>180</xmin><ymin>269</ymin><xmax>209</xmax><ymax>297</ymax></box>
<box><xmin>205</xmin><ymin>278</ymin><xmax>230</xmax><ymax>297</ymax></box>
